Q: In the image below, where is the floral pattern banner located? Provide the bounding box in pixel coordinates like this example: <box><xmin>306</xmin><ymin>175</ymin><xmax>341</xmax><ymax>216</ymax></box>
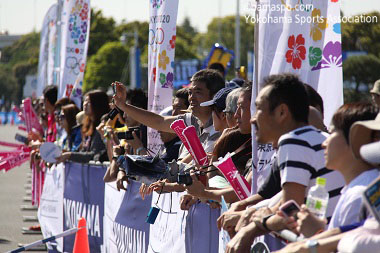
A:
<box><xmin>255</xmin><ymin>0</ymin><xmax>343</xmax><ymax>127</ymax></box>
<box><xmin>36</xmin><ymin>3</ymin><xmax>57</xmax><ymax>98</ymax></box>
<box><xmin>147</xmin><ymin>0</ymin><xmax>179</xmax><ymax>154</ymax></box>
<box><xmin>59</xmin><ymin>0</ymin><xmax>91</xmax><ymax>107</ymax></box>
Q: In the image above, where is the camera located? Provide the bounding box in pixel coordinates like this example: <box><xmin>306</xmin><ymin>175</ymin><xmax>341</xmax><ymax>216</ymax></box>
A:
<box><xmin>107</xmin><ymin>108</ymin><xmax>120</xmax><ymax>120</ymax></box>
<box><xmin>116</xmin><ymin>127</ymin><xmax>140</xmax><ymax>140</ymax></box>
<box><xmin>279</xmin><ymin>200</ymin><xmax>301</xmax><ymax>220</ymax></box>
<box><xmin>177</xmin><ymin>172</ymin><xmax>193</xmax><ymax>186</ymax></box>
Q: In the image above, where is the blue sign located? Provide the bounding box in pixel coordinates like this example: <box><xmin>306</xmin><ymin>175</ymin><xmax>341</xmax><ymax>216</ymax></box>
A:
<box><xmin>63</xmin><ymin>162</ymin><xmax>107</xmax><ymax>252</ymax></box>
<box><xmin>113</xmin><ymin>181</ymin><xmax>151</xmax><ymax>252</ymax></box>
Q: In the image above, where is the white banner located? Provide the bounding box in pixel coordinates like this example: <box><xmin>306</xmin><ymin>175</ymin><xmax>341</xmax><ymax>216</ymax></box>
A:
<box><xmin>254</xmin><ymin>0</ymin><xmax>343</xmax><ymax>126</ymax></box>
<box><xmin>148</xmin><ymin>192</ymin><xmax>187</xmax><ymax>253</ymax></box>
<box><xmin>38</xmin><ymin>163</ymin><xmax>64</xmax><ymax>252</ymax></box>
<box><xmin>147</xmin><ymin>0</ymin><xmax>179</xmax><ymax>154</ymax></box>
<box><xmin>249</xmin><ymin>1</ymin><xmax>343</xmax><ymax>251</ymax></box>
<box><xmin>59</xmin><ymin>0</ymin><xmax>91</xmax><ymax>107</ymax></box>
<box><xmin>36</xmin><ymin>3</ymin><xmax>57</xmax><ymax>98</ymax></box>
<box><xmin>103</xmin><ymin>182</ymin><xmax>125</xmax><ymax>253</ymax></box>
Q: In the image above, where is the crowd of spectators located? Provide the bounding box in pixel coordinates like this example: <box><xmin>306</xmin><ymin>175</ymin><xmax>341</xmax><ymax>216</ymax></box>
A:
<box><xmin>26</xmin><ymin>69</ymin><xmax>380</xmax><ymax>252</ymax></box>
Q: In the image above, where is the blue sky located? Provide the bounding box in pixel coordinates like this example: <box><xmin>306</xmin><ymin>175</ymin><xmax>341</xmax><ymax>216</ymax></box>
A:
<box><xmin>1</xmin><ymin>0</ymin><xmax>379</xmax><ymax>35</ymax></box>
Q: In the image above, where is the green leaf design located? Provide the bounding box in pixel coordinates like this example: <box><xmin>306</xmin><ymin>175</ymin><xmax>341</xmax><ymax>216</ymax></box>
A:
<box><xmin>159</xmin><ymin>73</ymin><xmax>166</xmax><ymax>85</ymax></box>
<box><xmin>309</xmin><ymin>46</ymin><xmax>322</xmax><ymax>67</ymax></box>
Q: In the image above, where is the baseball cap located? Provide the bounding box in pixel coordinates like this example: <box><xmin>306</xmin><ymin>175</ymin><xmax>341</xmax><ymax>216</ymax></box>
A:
<box><xmin>200</xmin><ymin>87</ymin><xmax>235</xmax><ymax>111</ymax></box>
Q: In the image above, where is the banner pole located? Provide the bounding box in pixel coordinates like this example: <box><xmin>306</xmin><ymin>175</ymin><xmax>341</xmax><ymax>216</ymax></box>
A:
<box><xmin>6</xmin><ymin>227</ymin><xmax>83</xmax><ymax>253</ymax></box>
<box><xmin>53</xmin><ymin>0</ymin><xmax>62</xmax><ymax>87</ymax></box>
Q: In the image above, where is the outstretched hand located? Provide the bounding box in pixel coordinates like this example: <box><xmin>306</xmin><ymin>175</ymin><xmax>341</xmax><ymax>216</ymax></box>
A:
<box><xmin>112</xmin><ymin>82</ymin><xmax>127</xmax><ymax>109</ymax></box>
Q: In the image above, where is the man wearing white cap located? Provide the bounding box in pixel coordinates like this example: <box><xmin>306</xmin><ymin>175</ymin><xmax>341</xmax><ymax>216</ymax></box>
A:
<box><xmin>370</xmin><ymin>79</ymin><xmax>380</xmax><ymax>108</ymax></box>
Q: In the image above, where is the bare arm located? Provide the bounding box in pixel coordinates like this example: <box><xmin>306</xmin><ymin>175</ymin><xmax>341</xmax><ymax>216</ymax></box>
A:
<box><xmin>113</xmin><ymin>82</ymin><xmax>176</xmax><ymax>133</ymax></box>
<box><xmin>281</xmin><ymin>182</ymin><xmax>307</xmax><ymax>208</ymax></box>
<box><xmin>199</xmin><ymin>187</ymin><xmax>240</xmax><ymax>203</ymax></box>
<box><xmin>274</xmin><ymin>230</ymin><xmax>345</xmax><ymax>253</ymax></box>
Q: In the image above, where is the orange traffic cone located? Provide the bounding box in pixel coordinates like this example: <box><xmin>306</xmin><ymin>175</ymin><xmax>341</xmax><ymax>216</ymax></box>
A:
<box><xmin>73</xmin><ymin>217</ymin><xmax>90</xmax><ymax>253</ymax></box>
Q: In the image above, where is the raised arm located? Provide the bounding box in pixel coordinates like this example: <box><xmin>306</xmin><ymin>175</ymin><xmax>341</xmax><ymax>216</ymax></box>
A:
<box><xmin>113</xmin><ymin>82</ymin><xmax>176</xmax><ymax>133</ymax></box>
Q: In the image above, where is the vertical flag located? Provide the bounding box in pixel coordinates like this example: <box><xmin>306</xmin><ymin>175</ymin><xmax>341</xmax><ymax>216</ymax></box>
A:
<box><xmin>59</xmin><ymin>0</ymin><xmax>91</xmax><ymax>107</ymax></box>
<box><xmin>36</xmin><ymin>3</ymin><xmax>58</xmax><ymax>98</ymax></box>
<box><xmin>249</xmin><ymin>1</ymin><xmax>343</xmax><ymax>250</ymax></box>
<box><xmin>148</xmin><ymin>0</ymin><xmax>179</xmax><ymax>154</ymax></box>
<box><xmin>255</xmin><ymin>0</ymin><xmax>343</xmax><ymax>126</ymax></box>
<box><xmin>251</xmin><ymin>0</ymin><xmax>343</xmax><ymax>191</ymax></box>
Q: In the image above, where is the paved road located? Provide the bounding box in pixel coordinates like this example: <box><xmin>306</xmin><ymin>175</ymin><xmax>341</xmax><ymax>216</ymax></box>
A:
<box><xmin>0</xmin><ymin>125</ymin><xmax>46</xmax><ymax>252</ymax></box>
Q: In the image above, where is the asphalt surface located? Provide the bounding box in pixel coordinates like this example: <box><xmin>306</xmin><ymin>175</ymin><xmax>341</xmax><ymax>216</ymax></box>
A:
<box><xmin>0</xmin><ymin>125</ymin><xmax>46</xmax><ymax>252</ymax></box>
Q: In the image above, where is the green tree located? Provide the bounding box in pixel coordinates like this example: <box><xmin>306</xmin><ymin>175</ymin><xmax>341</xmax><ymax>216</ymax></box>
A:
<box><xmin>0</xmin><ymin>64</ymin><xmax>18</xmax><ymax>110</ymax></box>
<box><xmin>341</xmin><ymin>12</ymin><xmax>380</xmax><ymax>58</ymax></box>
<box><xmin>1</xmin><ymin>32</ymin><xmax>40</xmax><ymax>66</ymax></box>
<box><xmin>181</xmin><ymin>17</ymin><xmax>197</xmax><ymax>38</ymax></box>
<box><xmin>194</xmin><ymin>16</ymin><xmax>255</xmax><ymax>77</ymax></box>
<box><xmin>115</xmin><ymin>21</ymin><xmax>149</xmax><ymax>64</ymax></box>
<box><xmin>1</xmin><ymin>32</ymin><xmax>39</xmax><ymax>104</ymax></box>
<box><xmin>83</xmin><ymin>42</ymin><xmax>129</xmax><ymax>92</ymax></box>
<box><xmin>343</xmin><ymin>54</ymin><xmax>380</xmax><ymax>93</ymax></box>
<box><xmin>12</xmin><ymin>62</ymin><xmax>38</xmax><ymax>103</ymax></box>
<box><xmin>87</xmin><ymin>9</ymin><xmax>118</xmax><ymax>57</ymax></box>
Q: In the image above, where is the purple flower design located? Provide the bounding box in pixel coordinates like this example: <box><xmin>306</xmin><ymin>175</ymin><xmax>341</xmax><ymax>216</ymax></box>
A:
<box><xmin>163</xmin><ymin>72</ymin><xmax>174</xmax><ymax>88</ymax></box>
<box><xmin>81</xmin><ymin>21</ymin><xmax>87</xmax><ymax>33</ymax></box>
<box><xmin>311</xmin><ymin>41</ymin><xmax>342</xmax><ymax>71</ymax></box>
<box><xmin>69</xmin><ymin>24</ymin><xmax>73</xmax><ymax>31</ymax></box>
<box><xmin>79</xmin><ymin>34</ymin><xmax>85</xmax><ymax>43</ymax></box>
<box><xmin>75</xmin><ymin>88</ymin><xmax>82</xmax><ymax>97</ymax></box>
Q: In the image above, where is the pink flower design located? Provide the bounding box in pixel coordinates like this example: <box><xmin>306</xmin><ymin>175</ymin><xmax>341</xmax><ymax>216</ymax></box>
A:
<box><xmin>285</xmin><ymin>34</ymin><xmax>306</xmax><ymax>70</ymax></box>
<box><xmin>169</xmin><ymin>35</ymin><xmax>176</xmax><ymax>49</ymax></box>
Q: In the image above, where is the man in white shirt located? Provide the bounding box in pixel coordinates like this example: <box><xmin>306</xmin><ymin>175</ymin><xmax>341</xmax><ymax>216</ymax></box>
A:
<box><xmin>225</xmin><ymin>73</ymin><xmax>345</xmax><ymax>252</ymax></box>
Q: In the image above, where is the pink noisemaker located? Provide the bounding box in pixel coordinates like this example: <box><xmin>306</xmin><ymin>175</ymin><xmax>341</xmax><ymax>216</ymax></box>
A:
<box><xmin>213</xmin><ymin>153</ymin><xmax>251</xmax><ymax>200</ymax></box>
<box><xmin>182</xmin><ymin>126</ymin><xmax>209</xmax><ymax>185</ymax></box>
<box><xmin>170</xmin><ymin>119</ymin><xmax>191</xmax><ymax>152</ymax></box>
<box><xmin>182</xmin><ymin>126</ymin><xmax>209</xmax><ymax>166</ymax></box>
<box><xmin>22</xmin><ymin>98</ymin><xmax>44</xmax><ymax>135</ymax></box>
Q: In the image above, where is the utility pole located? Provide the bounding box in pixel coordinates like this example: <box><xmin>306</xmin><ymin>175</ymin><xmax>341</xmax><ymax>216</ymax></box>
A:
<box><xmin>235</xmin><ymin>0</ymin><xmax>241</xmax><ymax>68</ymax></box>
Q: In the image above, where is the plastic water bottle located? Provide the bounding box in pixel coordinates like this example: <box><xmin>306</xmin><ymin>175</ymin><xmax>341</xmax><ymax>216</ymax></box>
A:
<box><xmin>306</xmin><ymin>177</ymin><xmax>329</xmax><ymax>219</ymax></box>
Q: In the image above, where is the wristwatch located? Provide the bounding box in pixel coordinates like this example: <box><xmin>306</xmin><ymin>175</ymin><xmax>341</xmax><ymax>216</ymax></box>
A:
<box><xmin>305</xmin><ymin>239</ymin><xmax>319</xmax><ymax>253</ymax></box>
<box><xmin>261</xmin><ymin>214</ymin><xmax>275</xmax><ymax>231</ymax></box>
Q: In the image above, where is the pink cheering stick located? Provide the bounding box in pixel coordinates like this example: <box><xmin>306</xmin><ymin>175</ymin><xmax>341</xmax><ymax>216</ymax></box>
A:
<box><xmin>0</xmin><ymin>140</ymin><xmax>25</xmax><ymax>149</ymax></box>
<box><xmin>23</xmin><ymin>98</ymin><xmax>44</xmax><ymax>135</ymax></box>
<box><xmin>182</xmin><ymin>126</ymin><xmax>209</xmax><ymax>185</ymax></box>
<box><xmin>0</xmin><ymin>150</ymin><xmax>23</xmax><ymax>159</ymax></box>
<box><xmin>18</xmin><ymin>126</ymin><xmax>27</xmax><ymax>131</ymax></box>
<box><xmin>0</xmin><ymin>152</ymin><xmax>30</xmax><ymax>171</ymax></box>
<box><xmin>213</xmin><ymin>153</ymin><xmax>251</xmax><ymax>200</ymax></box>
<box><xmin>182</xmin><ymin>126</ymin><xmax>209</xmax><ymax>166</ymax></box>
<box><xmin>13</xmin><ymin>106</ymin><xmax>25</xmax><ymax>122</ymax></box>
<box><xmin>170</xmin><ymin>119</ymin><xmax>192</xmax><ymax>152</ymax></box>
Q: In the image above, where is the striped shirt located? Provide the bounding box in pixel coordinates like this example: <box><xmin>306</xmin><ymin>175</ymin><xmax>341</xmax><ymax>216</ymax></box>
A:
<box><xmin>278</xmin><ymin>126</ymin><xmax>345</xmax><ymax>221</ymax></box>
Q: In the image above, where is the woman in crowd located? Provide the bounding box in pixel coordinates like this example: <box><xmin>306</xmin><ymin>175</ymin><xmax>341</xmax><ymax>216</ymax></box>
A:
<box><xmin>59</xmin><ymin>104</ymin><xmax>82</xmax><ymax>152</ymax></box>
<box><xmin>55</xmin><ymin>90</ymin><xmax>110</xmax><ymax>163</ymax></box>
<box><xmin>54</xmin><ymin>97</ymin><xmax>76</xmax><ymax>148</ymax></box>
